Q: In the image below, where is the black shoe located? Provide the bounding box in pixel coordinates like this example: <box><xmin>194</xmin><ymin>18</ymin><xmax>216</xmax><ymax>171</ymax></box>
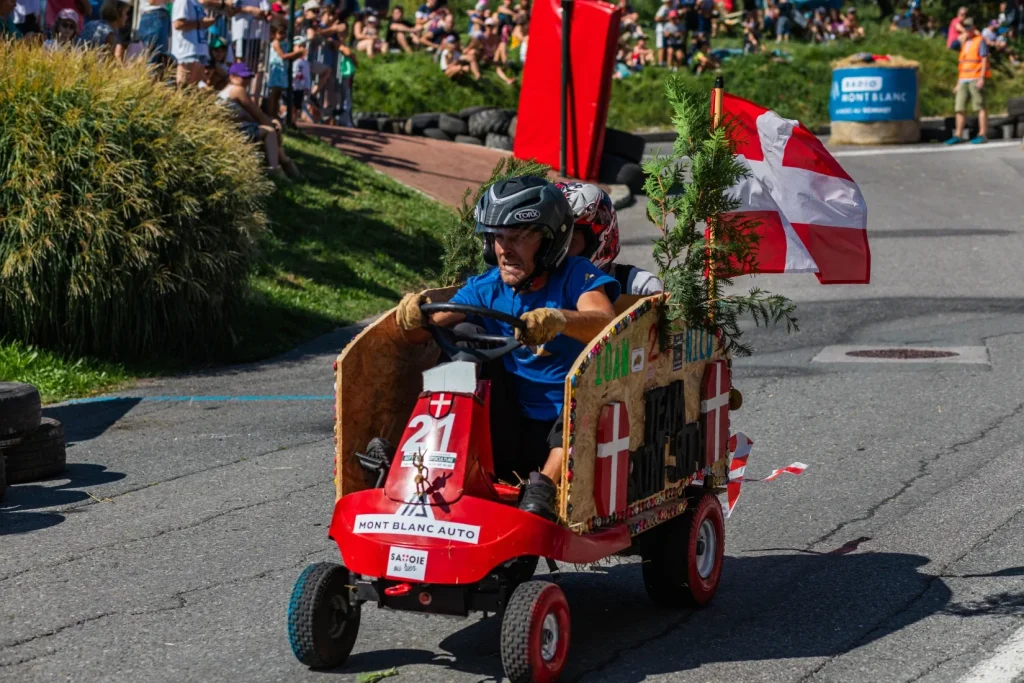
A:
<box><xmin>519</xmin><ymin>472</ymin><xmax>557</xmax><ymax>522</ymax></box>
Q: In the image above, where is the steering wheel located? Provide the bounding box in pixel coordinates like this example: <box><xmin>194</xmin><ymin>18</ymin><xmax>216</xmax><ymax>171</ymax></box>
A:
<box><xmin>419</xmin><ymin>302</ymin><xmax>525</xmax><ymax>363</ymax></box>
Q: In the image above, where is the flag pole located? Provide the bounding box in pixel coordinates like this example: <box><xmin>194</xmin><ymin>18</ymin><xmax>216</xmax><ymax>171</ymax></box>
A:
<box><xmin>708</xmin><ymin>76</ymin><xmax>724</xmax><ymax>326</ymax></box>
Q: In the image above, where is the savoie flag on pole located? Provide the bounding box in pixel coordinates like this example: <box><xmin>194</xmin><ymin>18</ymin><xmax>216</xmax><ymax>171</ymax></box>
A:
<box><xmin>719</xmin><ymin>93</ymin><xmax>871</xmax><ymax>285</ymax></box>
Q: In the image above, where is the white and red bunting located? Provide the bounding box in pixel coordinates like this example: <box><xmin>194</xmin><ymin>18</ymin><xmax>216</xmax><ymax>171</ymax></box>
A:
<box><xmin>724</xmin><ymin>432</ymin><xmax>753</xmax><ymax>518</ymax></box>
<box><xmin>596</xmin><ymin>401</ymin><xmax>630</xmax><ymax>517</ymax></box>
<box><xmin>700</xmin><ymin>360</ymin><xmax>731</xmax><ymax>468</ymax></box>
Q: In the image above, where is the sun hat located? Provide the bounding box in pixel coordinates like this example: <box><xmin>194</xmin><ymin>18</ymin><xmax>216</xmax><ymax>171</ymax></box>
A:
<box><xmin>229</xmin><ymin>62</ymin><xmax>254</xmax><ymax>78</ymax></box>
<box><xmin>56</xmin><ymin>7</ymin><xmax>80</xmax><ymax>23</ymax></box>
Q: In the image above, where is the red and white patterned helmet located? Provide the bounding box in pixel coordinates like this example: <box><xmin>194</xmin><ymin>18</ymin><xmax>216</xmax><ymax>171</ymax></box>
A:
<box><xmin>556</xmin><ymin>182</ymin><xmax>620</xmax><ymax>270</ymax></box>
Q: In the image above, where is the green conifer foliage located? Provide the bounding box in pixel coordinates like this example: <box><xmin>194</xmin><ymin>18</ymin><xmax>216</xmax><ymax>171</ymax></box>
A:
<box><xmin>642</xmin><ymin>78</ymin><xmax>798</xmax><ymax>357</ymax></box>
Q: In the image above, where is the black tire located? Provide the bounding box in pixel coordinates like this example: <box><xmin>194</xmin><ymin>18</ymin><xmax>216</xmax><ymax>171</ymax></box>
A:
<box><xmin>390</xmin><ymin>118</ymin><xmax>407</xmax><ymax>134</ymax></box>
<box><xmin>4</xmin><ymin>417</ymin><xmax>67</xmax><ymax>484</ymax></box>
<box><xmin>0</xmin><ymin>454</ymin><xmax>6</xmax><ymax>503</ymax></box>
<box><xmin>454</xmin><ymin>134</ymin><xmax>483</xmax><ymax>145</ymax></box>
<box><xmin>423</xmin><ymin>127</ymin><xmax>452</xmax><ymax>141</ymax></box>
<box><xmin>354</xmin><ymin>116</ymin><xmax>378</xmax><ymax>131</ymax></box>
<box><xmin>375</xmin><ymin>117</ymin><xmax>391</xmax><ymax>132</ymax></box>
<box><xmin>485</xmin><ymin>133</ymin><xmax>513</xmax><ymax>151</ymax></box>
<box><xmin>1007</xmin><ymin>97</ymin><xmax>1024</xmax><ymax>118</ymax></box>
<box><xmin>409</xmin><ymin>112</ymin><xmax>441</xmax><ymax>134</ymax></box>
<box><xmin>468</xmin><ymin>108</ymin><xmax>515</xmax><ymax>138</ymax></box>
<box><xmin>641</xmin><ymin>493</ymin><xmax>725</xmax><ymax>608</ymax></box>
<box><xmin>288</xmin><ymin>563</ymin><xmax>361</xmax><ymax>669</ymax></box>
<box><xmin>500</xmin><ymin>580</ymin><xmax>570</xmax><ymax>683</ymax></box>
<box><xmin>603</xmin><ymin>127</ymin><xmax>646</xmax><ymax>164</ymax></box>
<box><xmin>598</xmin><ymin>154</ymin><xmax>645</xmax><ymax>195</ymax></box>
<box><xmin>438</xmin><ymin>113</ymin><xmax>468</xmax><ymax>136</ymax></box>
<box><xmin>458</xmin><ymin>104</ymin><xmax>496</xmax><ymax>120</ymax></box>
<box><xmin>0</xmin><ymin>382</ymin><xmax>41</xmax><ymax>440</ymax></box>
<box><xmin>508</xmin><ymin>115</ymin><xmax>517</xmax><ymax>140</ymax></box>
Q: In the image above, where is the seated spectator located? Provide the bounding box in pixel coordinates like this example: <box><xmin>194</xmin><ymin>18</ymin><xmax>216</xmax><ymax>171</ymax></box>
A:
<box><xmin>356</xmin><ymin>12</ymin><xmax>386</xmax><ymax>55</ymax></box>
<box><xmin>630</xmin><ymin>34</ymin><xmax>654</xmax><ymax>69</ymax></box>
<box><xmin>691</xmin><ymin>35</ymin><xmax>718</xmax><ymax>73</ymax></box>
<box><xmin>386</xmin><ymin>5</ymin><xmax>417</xmax><ymax>52</ymax></box>
<box><xmin>81</xmin><ymin>0</ymin><xmax>130</xmax><ymax>58</ymax></box>
<box><xmin>440</xmin><ymin>33</ymin><xmax>481</xmax><ymax>80</ymax></box>
<box><xmin>44</xmin><ymin>7</ymin><xmax>80</xmax><ymax>47</ymax></box>
<box><xmin>618</xmin><ymin>0</ymin><xmax>643</xmax><ymax>39</ymax></box>
<box><xmin>481</xmin><ymin>15</ymin><xmax>507</xmax><ymax>63</ymax></box>
<box><xmin>204</xmin><ymin>35</ymin><xmax>231</xmax><ymax>89</ymax></box>
<box><xmin>218</xmin><ymin>63</ymin><xmax>301</xmax><ymax>181</ymax></box>
<box><xmin>843</xmin><ymin>7</ymin><xmax>865</xmax><ymax>39</ymax></box>
<box><xmin>743</xmin><ymin>10</ymin><xmax>761</xmax><ymax>52</ymax></box>
<box><xmin>828</xmin><ymin>7</ymin><xmax>845</xmax><ymax>37</ymax></box>
<box><xmin>13</xmin><ymin>0</ymin><xmax>42</xmax><ymax>36</ymax></box>
<box><xmin>947</xmin><ymin>5</ymin><xmax>967</xmax><ymax>49</ymax></box>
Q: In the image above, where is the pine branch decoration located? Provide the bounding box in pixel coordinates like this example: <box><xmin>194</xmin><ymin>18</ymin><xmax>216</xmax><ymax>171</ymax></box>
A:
<box><xmin>643</xmin><ymin>78</ymin><xmax>798</xmax><ymax>357</ymax></box>
<box><xmin>438</xmin><ymin>157</ymin><xmax>551</xmax><ymax>287</ymax></box>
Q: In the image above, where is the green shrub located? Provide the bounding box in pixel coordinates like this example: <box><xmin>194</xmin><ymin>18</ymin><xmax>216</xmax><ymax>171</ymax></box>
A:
<box><xmin>0</xmin><ymin>43</ymin><xmax>272</xmax><ymax>361</ymax></box>
<box><xmin>353</xmin><ymin>52</ymin><xmax>519</xmax><ymax>117</ymax></box>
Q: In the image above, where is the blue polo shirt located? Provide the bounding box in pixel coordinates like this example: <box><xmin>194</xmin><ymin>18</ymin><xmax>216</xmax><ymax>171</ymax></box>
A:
<box><xmin>451</xmin><ymin>257</ymin><xmax>620</xmax><ymax>421</ymax></box>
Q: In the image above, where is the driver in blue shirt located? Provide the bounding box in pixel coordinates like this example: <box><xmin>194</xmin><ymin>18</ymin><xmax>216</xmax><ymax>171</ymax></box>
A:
<box><xmin>396</xmin><ymin>176</ymin><xmax>620</xmax><ymax>520</ymax></box>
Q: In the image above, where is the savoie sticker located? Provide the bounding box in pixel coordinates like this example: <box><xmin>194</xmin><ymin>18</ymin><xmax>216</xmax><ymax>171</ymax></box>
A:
<box><xmin>386</xmin><ymin>546</ymin><xmax>427</xmax><ymax>581</ymax></box>
<box><xmin>354</xmin><ymin>514</ymin><xmax>482</xmax><ymax>544</ymax></box>
<box><xmin>401</xmin><ymin>450</ymin><xmax>457</xmax><ymax>470</ymax></box>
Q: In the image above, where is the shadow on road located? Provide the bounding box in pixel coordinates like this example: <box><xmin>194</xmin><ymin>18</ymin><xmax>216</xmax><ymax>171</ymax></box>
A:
<box><xmin>320</xmin><ymin>550</ymin><xmax>951</xmax><ymax>682</ymax></box>
<box><xmin>0</xmin><ymin>463</ymin><xmax>126</xmax><ymax>535</ymax></box>
<box><xmin>44</xmin><ymin>398</ymin><xmax>141</xmax><ymax>444</ymax></box>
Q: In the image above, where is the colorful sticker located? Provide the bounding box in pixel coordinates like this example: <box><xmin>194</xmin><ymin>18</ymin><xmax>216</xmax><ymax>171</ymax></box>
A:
<box><xmin>386</xmin><ymin>546</ymin><xmax>428</xmax><ymax>581</ymax></box>
<box><xmin>400</xmin><ymin>450</ymin><xmax>457</xmax><ymax>470</ymax></box>
<box><xmin>630</xmin><ymin>347</ymin><xmax>645</xmax><ymax>373</ymax></box>
<box><xmin>355</xmin><ymin>514</ymin><xmax>481</xmax><ymax>544</ymax></box>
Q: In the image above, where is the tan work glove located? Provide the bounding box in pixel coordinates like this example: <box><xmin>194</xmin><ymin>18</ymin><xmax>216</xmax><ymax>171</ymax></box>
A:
<box><xmin>395</xmin><ymin>291</ymin><xmax>430</xmax><ymax>330</ymax></box>
<box><xmin>516</xmin><ymin>308</ymin><xmax>567</xmax><ymax>347</ymax></box>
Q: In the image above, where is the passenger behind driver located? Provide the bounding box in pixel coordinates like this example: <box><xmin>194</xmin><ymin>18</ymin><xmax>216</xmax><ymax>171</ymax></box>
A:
<box><xmin>557</xmin><ymin>182</ymin><xmax>664</xmax><ymax>296</ymax></box>
<box><xmin>396</xmin><ymin>176</ymin><xmax>620</xmax><ymax>522</ymax></box>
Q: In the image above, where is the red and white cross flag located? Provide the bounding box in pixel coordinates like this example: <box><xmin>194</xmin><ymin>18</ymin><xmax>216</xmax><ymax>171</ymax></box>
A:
<box><xmin>718</xmin><ymin>93</ymin><xmax>871</xmax><ymax>285</ymax></box>
<box><xmin>724</xmin><ymin>432</ymin><xmax>753</xmax><ymax>519</ymax></box>
<box><xmin>701</xmin><ymin>360</ymin><xmax>731</xmax><ymax>468</ymax></box>
<box><xmin>596</xmin><ymin>402</ymin><xmax>630</xmax><ymax>517</ymax></box>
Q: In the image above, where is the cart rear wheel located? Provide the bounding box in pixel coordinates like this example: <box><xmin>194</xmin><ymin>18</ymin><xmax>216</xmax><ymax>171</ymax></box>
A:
<box><xmin>288</xmin><ymin>562</ymin><xmax>361</xmax><ymax>669</ymax></box>
<box><xmin>500</xmin><ymin>580</ymin><xmax>571</xmax><ymax>683</ymax></box>
<box><xmin>641</xmin><ymin>493</ymin><xmax>725</xmax><ymax>608</ymax></box>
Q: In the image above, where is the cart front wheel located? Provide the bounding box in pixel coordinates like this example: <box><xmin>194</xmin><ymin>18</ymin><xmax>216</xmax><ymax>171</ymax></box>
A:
<box><xmin>641</xmin><ymin>492</ymin><xmax>725</xmax><ymax>608</ymax></box>
<box><xmin>500</xmin><ymin>580</ymin><xmax>571</xmax><ymax>683</ymax></box>
<box><xmin>288</xmin><ymin>562</ymin><xmax>361</xmax><ymax>669</ymax></box>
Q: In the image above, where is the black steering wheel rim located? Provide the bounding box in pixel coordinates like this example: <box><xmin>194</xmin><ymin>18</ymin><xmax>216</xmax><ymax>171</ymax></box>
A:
<box><xmin>418</xmin><ymin>302</ymin><xmax>524</xmax><ymax>363</ymax></box>
<box><xmin>420</xmin><ymin>302</ymin><xmax>527</xmax><ymax>330</ymax></box>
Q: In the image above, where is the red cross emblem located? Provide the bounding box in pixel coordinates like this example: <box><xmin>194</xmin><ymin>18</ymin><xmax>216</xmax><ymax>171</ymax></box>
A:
<box><xmin>596</xmin><ymin>402</ymin><xmax>630</xmax><ymax>517</ymax></box>
<box><xmin>429</xmin><ymin>393</ymin><xmax>452</xmax><ymax>419</ymax></box>
<box><xmin>700</xmin><ymin>360</ymin><xmax>731</xmax><ymax>467</ymax></box>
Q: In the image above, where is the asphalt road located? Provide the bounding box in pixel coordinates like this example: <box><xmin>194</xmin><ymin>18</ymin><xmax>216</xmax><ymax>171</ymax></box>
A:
<box><xmin>3</xmin><ymin>141</ymin><xmax>1024</xmax><ymax>683</ymax></box>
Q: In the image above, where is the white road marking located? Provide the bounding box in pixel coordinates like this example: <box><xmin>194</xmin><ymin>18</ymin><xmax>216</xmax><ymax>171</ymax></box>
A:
<box><xmin>811</xmin><ymin>345</ymin><xmax>989</xmax><ymax>364</ymax></box>
<box><xmin>959</xmin><ymin>624</ymin><xmax>1024</xmax><ymax>683</ymax></box>
<box><xmin>832</xmin><ymin>140</ymin><xmax>1020</xmax><ymax>158</ymax></box>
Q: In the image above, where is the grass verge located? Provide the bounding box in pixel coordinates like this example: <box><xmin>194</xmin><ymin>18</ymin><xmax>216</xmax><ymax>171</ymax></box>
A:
<box><xmin>0</xmin><ymin>133</ymin><xmax>456</xmax><ymax>401</ymax></box>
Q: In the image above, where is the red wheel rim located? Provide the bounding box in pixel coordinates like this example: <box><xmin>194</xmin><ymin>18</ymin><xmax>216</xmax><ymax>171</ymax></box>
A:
<box><xmin>527</xmin><ymin>585</ymin><xmax>571</xmax><ymax>682</ymax></box>
<box><xmin>687</xmin><ymin>495</ymin><xmax>725</xmax><ymax>605</ymax></box>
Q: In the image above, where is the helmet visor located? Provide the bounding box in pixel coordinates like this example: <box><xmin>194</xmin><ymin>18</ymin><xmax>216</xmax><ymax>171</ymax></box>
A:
<box><xmin>475</xmin><ymin>224</ymin><xmax>549</xmax><ymax>248</ymax></box>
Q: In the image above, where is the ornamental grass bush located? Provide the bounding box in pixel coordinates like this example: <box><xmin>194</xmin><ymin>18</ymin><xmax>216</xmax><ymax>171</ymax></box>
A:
<box><xmin>0</xmin><ymin>42</ymin><xmax>272</xmax><ymax>361</ymax></box>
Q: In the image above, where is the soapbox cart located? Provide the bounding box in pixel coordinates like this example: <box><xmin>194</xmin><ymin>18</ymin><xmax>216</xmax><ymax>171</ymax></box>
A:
<box><xmin>287</xmin><ymin>289</ymin><xmax>737</xmax><ymax>682</ymax></box>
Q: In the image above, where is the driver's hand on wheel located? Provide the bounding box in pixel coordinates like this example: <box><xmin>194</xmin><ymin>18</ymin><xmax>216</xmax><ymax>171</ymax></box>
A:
<box><xmin>396</xmin><ymin>291</ymin><xmax>430</xmax><ymax>330</ymax></box>
<box><xmin>516</xmin><ymin>308</ymin><xmax>567</xmax><ymax>346</ymax></box>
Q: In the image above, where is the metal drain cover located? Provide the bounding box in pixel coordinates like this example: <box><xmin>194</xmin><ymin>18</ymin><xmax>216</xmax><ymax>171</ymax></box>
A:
<box><xmin>812</xmin><ymin>345</ymin><xmax>989</xmax><ymax>365</ymax></box>
<box><xmin>846</xmin><ymin>349</ymin><xmax>958</xmax><ymax>360</ymax></box>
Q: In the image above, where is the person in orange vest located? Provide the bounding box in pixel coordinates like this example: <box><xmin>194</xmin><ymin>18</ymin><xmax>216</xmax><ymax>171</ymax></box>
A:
<box><xmin>946</xmin><ymin>17</ymin><xmax>990</xmax><ymax>145</ymax></box>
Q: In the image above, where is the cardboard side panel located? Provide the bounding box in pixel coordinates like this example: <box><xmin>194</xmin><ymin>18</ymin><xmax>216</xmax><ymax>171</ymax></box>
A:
<box><xmin>560</xmin><ymin>295</ymin><xmax>726</xmax><ymax>532</ymax></box>
<box><xmin>334</xmin><ymin>287</ymin><xmax>458</xmax><ymax>501</ymax></box>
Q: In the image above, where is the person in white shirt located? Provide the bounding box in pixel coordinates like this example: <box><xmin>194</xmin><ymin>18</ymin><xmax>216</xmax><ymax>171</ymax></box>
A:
<box><xmin>231</xmin><ymin>0</ymin><xmax>269</xmax><ymax>74</ymax></box>
<box><xmin>172</xmin><ymin>0</ymin><xmax>220</xmax><ymax>86</ymax></box>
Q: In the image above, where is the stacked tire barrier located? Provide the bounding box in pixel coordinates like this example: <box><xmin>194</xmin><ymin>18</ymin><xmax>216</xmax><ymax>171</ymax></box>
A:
<box><xmin>351</xmin><ymin>106</ymin><xmax>519</xmax><ymax>151</ymax></box>
<box><xmin>0</xmin><ymin>383</ymin><xmax>68</xmax><ymax>501</ymax></box>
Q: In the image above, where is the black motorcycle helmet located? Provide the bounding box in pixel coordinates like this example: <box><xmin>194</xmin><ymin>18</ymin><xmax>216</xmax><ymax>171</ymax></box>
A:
<box><xmin>475</xmin><ymin>176</ymin><xmax>574</xmax><ymax>292</ymax></box>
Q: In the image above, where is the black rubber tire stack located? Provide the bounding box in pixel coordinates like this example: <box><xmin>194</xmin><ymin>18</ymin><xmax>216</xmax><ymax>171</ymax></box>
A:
<box><xmin>423</xmin><ymin>127</ymin><xmax>452</xmax><ymax>141</ymax></box>
<box><xmin>485</xmin><ymin>133</ymin><xmax>513</xmax><ymax>151</ymax></box>
<box><xmin>438</xmin><ymin>113</ymin><xmax>469</xmax><ymax>137</ymax></box>
<box><xmin>4</xmin><ymin>417</ymin><xmax>67</xmax><ymax>484</ymax></box>
<box><xmin>598</xmin><ymin>154</ymin><xmax>645</xmax><ymax>194</ymax></box>
<box><xmin>0</xmin><ymin>382</ymin><xmax>41</xmax><ymax>441</ymax></box>
<box><xmin>468</xmin><ymin>108</ymin><xmax>515</xmax><ymax>139</ymax></box>
<box><xmin>454</xmin><ymin>134</ymin><xmax>483</xmax><ymax>145</ymax></box>
<box><xmin>458</xmin><ymin>105</ymin><xmax>496</xmax><ymax>119</ymax></box>
<box><xmin>408</xmin><ymin>112</ymin><xmax>442</xmax><ymax>135</ymax></box>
